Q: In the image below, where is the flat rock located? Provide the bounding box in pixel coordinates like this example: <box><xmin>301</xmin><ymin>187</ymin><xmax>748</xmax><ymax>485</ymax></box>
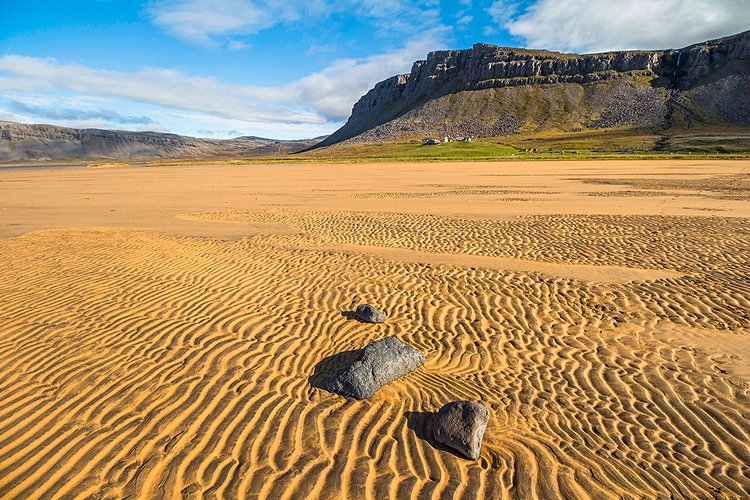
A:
<box><xmin>325</xmin><ymin>336</ymin><xmax>425</xmax><ymax>399</ymax></box>
<box><xmin>355</xmin><ymin>303</ymin><xmax>386</xmax><ymax>324</ymax></box>
<box><xmin>432</xmin><ymin>401</ymin><xmax>490</xmax><ymax>460</ymax></box>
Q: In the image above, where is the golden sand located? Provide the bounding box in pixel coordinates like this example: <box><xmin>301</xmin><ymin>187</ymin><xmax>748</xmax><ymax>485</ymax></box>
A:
<box><xmin>0</xmin><ymin>160</ymin><xmax>748</xmax><ymax>498</ymax></box>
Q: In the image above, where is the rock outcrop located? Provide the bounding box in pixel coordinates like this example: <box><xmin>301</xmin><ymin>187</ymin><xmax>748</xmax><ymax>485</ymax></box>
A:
<box><xmin>325</xmin><ymin>337</ymin><xmax>426</xmax><ymax>399</ymax></box>
<box><xmin>432</xmin><ymin>401</ymin><xmax>490</xmax><ymax>460</ymax></box>
<box><xmin>316</xmin><ymin>30</ymin><xmax>750</xmax><ymax>147</ymax></box>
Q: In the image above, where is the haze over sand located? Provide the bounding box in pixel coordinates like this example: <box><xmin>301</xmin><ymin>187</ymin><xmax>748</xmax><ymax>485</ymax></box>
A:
<box><xmin>0</xmin><ymin>160</ymin><xmax>748</xmax><ymax>497</ymax></box>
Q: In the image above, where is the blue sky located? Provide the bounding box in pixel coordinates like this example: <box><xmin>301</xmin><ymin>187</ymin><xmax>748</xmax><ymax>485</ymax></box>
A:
<box><xmin>1</xmin><ymin>0</ymin><xmax>748</xmax><ymax>139</ymax></box>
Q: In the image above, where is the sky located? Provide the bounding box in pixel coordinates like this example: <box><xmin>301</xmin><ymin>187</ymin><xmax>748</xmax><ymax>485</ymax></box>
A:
<box><xmin>1</xmin><ymin>0</ymin><xmax>748</xmax><ymax>139</ymax></box>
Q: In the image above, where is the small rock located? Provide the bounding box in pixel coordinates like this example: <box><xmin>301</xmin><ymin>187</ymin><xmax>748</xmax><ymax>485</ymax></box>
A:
<box><xmin>355</xmin><ymin>304</ymin><xmax>387</xmax><ymax>324</ymax></box>
<box><xmin>432</xmin><ymin>401</ymin><xmax>490</xmax><ymax>460</ymax></box>
<box><xmin>325</xmin><ymin>337</ymin><xmax>425</xmax><ymax>399</ymax></box>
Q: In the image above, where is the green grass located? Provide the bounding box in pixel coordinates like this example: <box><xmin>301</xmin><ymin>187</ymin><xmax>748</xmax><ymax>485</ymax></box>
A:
<box><xmin>145</xmin><ymin>141</ymin><xmax>521</xmax><ymax>166</ymax></box>
<box><xmin>666</xmin><ymin>134</ymin><xmax>750</xmax><ymax>154</ymax></box>
<box><xmin>133</xmin><ymin>126</ymin><xmax>750</xmax><ymax>167</ymax></box>
<box><xmin>142</xmin><ymin>144</ymin><xmax>749</xmax><ymax>169</ymax></box>
<box><xmin>498</xmin><ymin>127</ymin><xmax>662</xmax><ymax>152</ymax></box>
<box><xmin>303</xmin><ymin>140</ymin><xmax>519</xmax><ymax>161</ymax></box>
<box><xmin>5</xmin><ymin>124</ymin><xmax>748</xmax><ymax>169</ymax></box>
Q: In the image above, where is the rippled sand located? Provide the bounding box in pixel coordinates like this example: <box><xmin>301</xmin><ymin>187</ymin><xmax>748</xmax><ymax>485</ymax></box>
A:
<box><xmin>0</xmin><ymin>160</ymin><xmax>748</xmax><ymax>498</ymax></box>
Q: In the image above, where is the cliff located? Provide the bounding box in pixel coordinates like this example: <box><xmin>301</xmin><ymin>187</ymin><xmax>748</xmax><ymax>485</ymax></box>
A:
<box><xmin>0</xmin><ymin>122</ymin><xmax>322</xmax><ymax>162</ymax></box>
<box><xmin>317</xmin><ymin>30</ymin><xmax>750</xmax><ymax>147</ymax></box>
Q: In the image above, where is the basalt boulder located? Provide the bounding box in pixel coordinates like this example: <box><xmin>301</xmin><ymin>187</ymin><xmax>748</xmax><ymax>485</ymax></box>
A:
<box><xmin>355</xmin><ymin>303</ymin><xmax>387</xmax><ymax>324</ymax></box>
<box><xmin>432</xmin><ymin>400</ymin><xmax>490</xmax><ymax>460</ymax></box>
<box><xmin>325</xmin><ymin>336</ymin><xmax>426</xmax><ymax>399</ymax></box>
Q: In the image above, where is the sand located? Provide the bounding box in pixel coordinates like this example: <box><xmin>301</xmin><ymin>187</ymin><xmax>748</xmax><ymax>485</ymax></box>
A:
<box><xmin>0</xmin><ymin>160</ymin><xmax>748</xmax><ymax>498</ymax></box>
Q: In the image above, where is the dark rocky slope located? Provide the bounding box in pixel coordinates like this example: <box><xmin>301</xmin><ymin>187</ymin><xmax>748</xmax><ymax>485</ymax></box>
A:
<box><xmin>0</xmin><ymin>122</ymin><xmax>322</xmax><ymax>161</ymax></box>
<box><xmin>317</xmin><ymin>30</ymin><xmax>750</xmax><ymax>147</ymax></box>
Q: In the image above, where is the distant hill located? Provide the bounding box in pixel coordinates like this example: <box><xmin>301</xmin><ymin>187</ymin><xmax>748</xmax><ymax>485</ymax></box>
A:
<box><xmin>0</xmin><ymin>122</ymin><xmax>323</xmax><ymax>161</ymax></box>
<box><xmin>315</xmin><ymin>30</ymin><xmax>750</xmax><ymax>148</ymax></box>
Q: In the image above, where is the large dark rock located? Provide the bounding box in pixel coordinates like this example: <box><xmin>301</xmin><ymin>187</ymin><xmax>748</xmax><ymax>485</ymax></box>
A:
<box><xmin>432</xmin><ymin>401</ymin><xmax>490</xmax><ymax>460</ymax></box>
<box><xmin>325</xmin><ymin>336</ymin><xmax>426</xmax><ymax>399</ymax></box>
<box><xmin>355</xmin><ymin>303</ymin><xmax>387</xmax><ymax>324</ymax></box>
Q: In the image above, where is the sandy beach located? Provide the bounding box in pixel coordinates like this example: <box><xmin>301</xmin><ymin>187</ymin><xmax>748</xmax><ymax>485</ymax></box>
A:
<box><xmin>0</xmin><ymin>160</ymin><xmax>748</xmax><ymax>498</ymax></box>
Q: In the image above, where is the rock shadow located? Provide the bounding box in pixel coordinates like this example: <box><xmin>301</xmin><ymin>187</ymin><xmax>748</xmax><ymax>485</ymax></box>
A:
<box><xmin>309</xmin><ymin>348</ymin><xmax>363</xmax><ymax>391</ymax></box>
<box><xmin>340</xmin><ymin>311</ymin><xmax>366</xmax><ymax>323</ymax></box>
<box><xmin>404</xmin><ymin>411</ymin><xmax>464</xmax><ymax>458</ymax></box>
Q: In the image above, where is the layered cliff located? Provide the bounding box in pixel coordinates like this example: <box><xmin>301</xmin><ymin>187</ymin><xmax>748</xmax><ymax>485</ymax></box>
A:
<box><xmin>0</xmin><ymin>122</ymin><xmax>322</xmax><ymax>161</ymax></box>
<box><xmin>317</xmin><ymin>30</ymin><xmax>750</xmax><ymax>147</ymax></box>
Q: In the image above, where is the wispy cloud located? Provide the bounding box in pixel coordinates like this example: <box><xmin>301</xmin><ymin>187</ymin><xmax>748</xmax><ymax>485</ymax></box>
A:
<box><xmin>9</xmin><ymin>100</ymin><xmax>155</xmax><ymax>125</ymax></box>
<box><xmin>288</xmin><ymin>27</ymin><xmax>448</xmax><ymax>120</ymax></box>
<box><xmin>196</xmin><ymin>127</ymin><xmax>242</xmax><ymax>137</ymax></box>
<box><xmin>147</xmin><ymin>0</ymin><xmax>277</xmax><ymax>46</ymax></box>
<box><xmin>456</xmin><ymin>15</ymin><xmax>473</xmax><ymax>27</ymax></box>
<box><xmin>487</xmin><ymin>0</ymin><xmax>518</xmax><ymax>26</ymax></box>
<box><xmin>161</xmin><ymin>110</ymin><xmax>332</xmax><ymax>138</ymax></box>
<box><xmin>2</xmin><ymin>0</ymin><xmax>451</xmax><ymax>136</ymax></box>
<box><xmin>0</xmin><ymin>28</ymin><xmax>446</xmax><ymax>135</ymax></box>
<box><xmin>147</xmin><ymin>0</ymin><xmax>445</xmax><ymax>47</ymax></box>
<box><xmin>0</xmin><ymin>55</ymin><xmax>321</xmax><ymax>124</ymax></box>
<box><xmin>488</xmin><ymin>0</ymin><xmax>750</xmax><ymax>53</ymax></box>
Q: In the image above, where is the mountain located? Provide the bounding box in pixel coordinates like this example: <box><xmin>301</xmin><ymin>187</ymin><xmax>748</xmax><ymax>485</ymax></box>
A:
<box><xmin>316</xmin><ymin>30</ymin><xmax>750</xmax><ymax>148</ymax></box>
<box><xmin>0</xmin><ymin>122</ymin><xmax>323</xmax><ymax>162</ymax></box>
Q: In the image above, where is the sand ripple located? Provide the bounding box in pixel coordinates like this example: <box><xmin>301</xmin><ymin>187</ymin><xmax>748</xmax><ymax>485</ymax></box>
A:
<box><xmin>0</xmin><ymin>210</ymin><xmax>749</xmax><ymax>497</ymax></box>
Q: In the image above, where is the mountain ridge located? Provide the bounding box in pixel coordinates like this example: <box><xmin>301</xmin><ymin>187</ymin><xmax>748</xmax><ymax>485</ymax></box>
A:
<box><xmin>316</xmin><ymin>30</ymin><xmax>750</xmax><ymax>148</ymax></box>
<box><xmin>0</xmin><ymin>121</ymin><xmax>323</xmax><ymax>161</ymax></box>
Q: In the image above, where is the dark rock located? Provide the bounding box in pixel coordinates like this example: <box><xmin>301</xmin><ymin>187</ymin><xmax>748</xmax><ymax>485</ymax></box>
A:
<box><xmin>355</xmin><ymin>303</ymin><xmax>387</xmax><ymax>324</ymax></box>
<box><xmin>432</xmin><ymin>401</ymin><xmax>490</xmax><ymax>460</ymax></box>
<box><xmin>325</xmin><ymin>336</ymin><xmax>426</xmax><ymax>399</ymax></box>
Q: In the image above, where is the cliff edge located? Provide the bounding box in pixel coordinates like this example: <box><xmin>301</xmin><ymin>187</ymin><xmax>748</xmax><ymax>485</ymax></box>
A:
<box><xmin>317</xmin><ymin>30</ymin><xmax>750</xmax><ymax>147</ymax></box>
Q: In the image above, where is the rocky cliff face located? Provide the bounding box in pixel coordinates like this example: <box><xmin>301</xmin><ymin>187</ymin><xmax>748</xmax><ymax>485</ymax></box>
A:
<box><xmin>0</xmin><ymin>122</ymin><xmax>322</xmax><ymax>161</ymax></box>
<box><xmin>318</xmin><ymin>30</ymin><xmax>750</xmax><ymax>146</ymax></box>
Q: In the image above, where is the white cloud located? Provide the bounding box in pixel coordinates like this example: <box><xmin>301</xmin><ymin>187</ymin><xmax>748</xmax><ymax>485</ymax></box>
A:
<box><xmin>490</xmin><ymin>0</ymin><xmax>750</xmax><ymax>53</ymax></box>
<box><xmin>148</xmin><ymin>0</ymin><xmax>446</xmax><ymax>47</ymax></box>
<box><xmin>487</xmin><ymin>0</ymin><xmax>518</xmax><ymax>26</ymax></box>
<box><xmin>0</xmin><ymin>55</ymin><xmax>321</xmax><ymax>124</ymax></box>
<box><xmin>227</xmin><ymin>40</ymin><xmax>249</xmax><ymax>51</ymax></box>
<box><xmin>0</xmin><ymin>28</ymin><xmax>446</xmax><ymax>136</ymax></box>
<box><xmin>162</xmin><ymin>111</ymin><xmax>334</xmax><ymax>138</ymax></box>
<box><xmin>147</xmin><ymin>0</ymin><xmax>275</xmax><ymax>46</ymax></box>
<box><xmin>289</xmin><ymin>27</ymin><xmax>448</xmax><ymax>120</ymax></box>
<box><xmin>8</xmin><ymin>99</ymin><xmax>155</xmax><ymax>125</ymax></box>
<box><xmin>1</xmin><ymin>106</ymin><xmax>167</xmax><ymax>132</ymax></box>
